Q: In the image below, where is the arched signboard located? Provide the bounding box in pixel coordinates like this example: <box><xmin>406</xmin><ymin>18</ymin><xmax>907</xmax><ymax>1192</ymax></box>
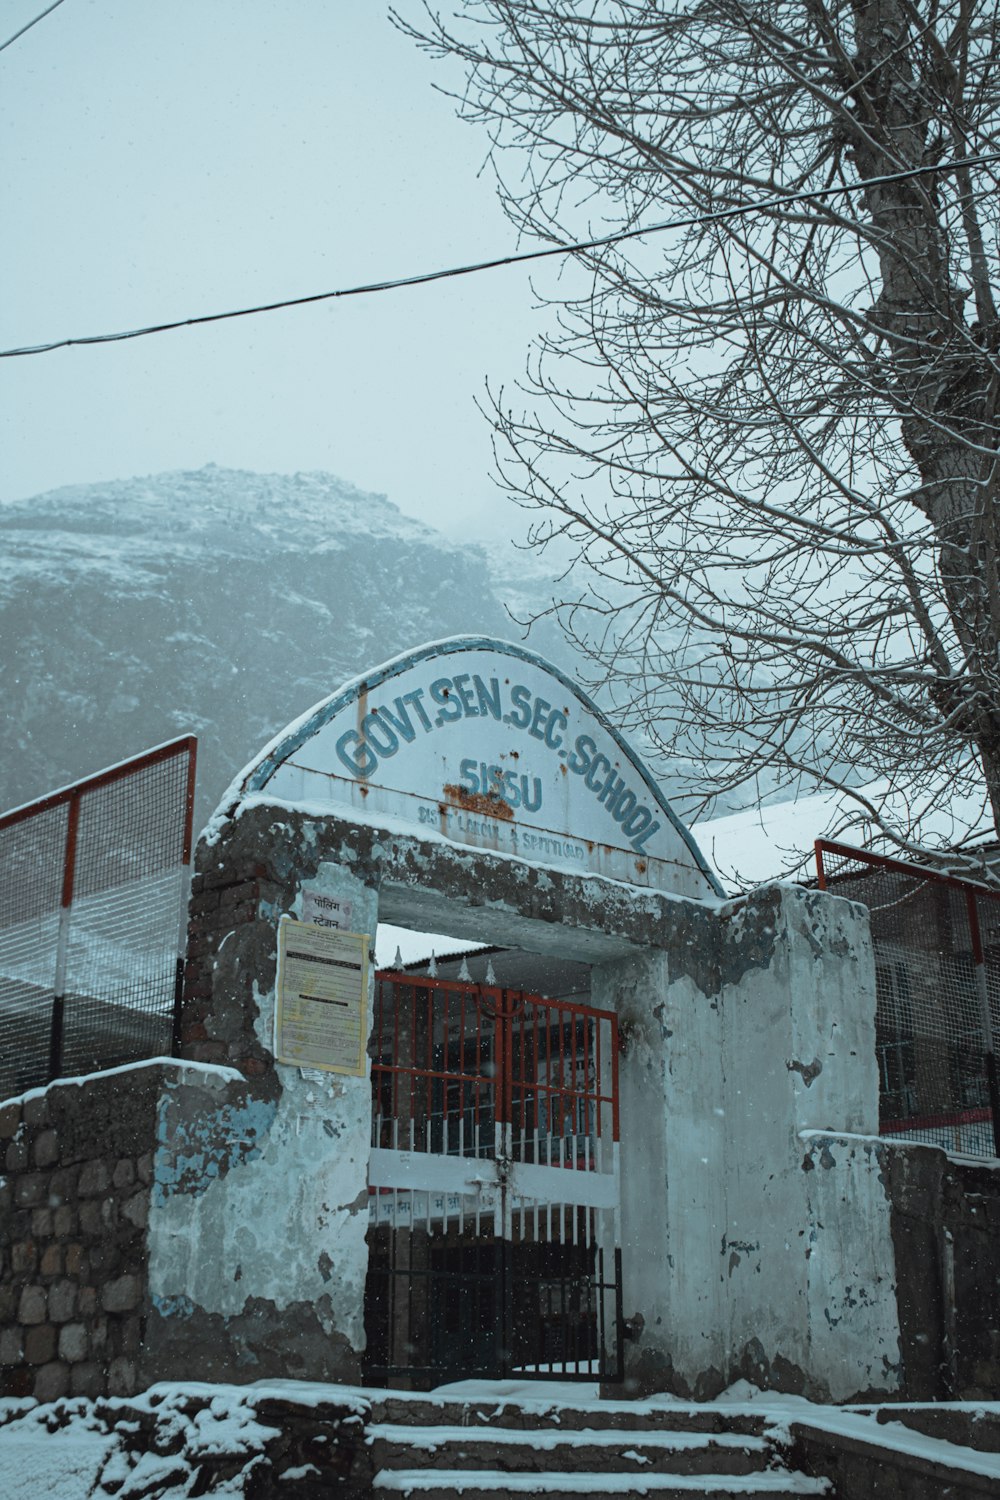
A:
<box><xmin>236</xmin><ymin>637</ymin><xmax>721</xmax><ymax>899</ymax></box>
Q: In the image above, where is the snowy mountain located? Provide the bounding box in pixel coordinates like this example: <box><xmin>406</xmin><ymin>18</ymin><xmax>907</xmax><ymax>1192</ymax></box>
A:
<box><xmin>0</xmin><ymin>466</ymin><xmax>537</xmax><ymax>833</ymax></box>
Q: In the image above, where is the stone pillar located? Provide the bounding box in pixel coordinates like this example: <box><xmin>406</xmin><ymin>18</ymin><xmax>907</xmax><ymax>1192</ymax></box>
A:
<box><xmin>146</xmin><ymin>804</ymin><xmax>378</xmax><ymax>1385</ymax></box>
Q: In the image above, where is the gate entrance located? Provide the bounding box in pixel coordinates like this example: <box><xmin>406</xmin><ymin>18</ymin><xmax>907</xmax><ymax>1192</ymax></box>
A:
<box><xmin>364</xmin><ymin>970</ymin><xmax>623</xmax><ymax>1385</ymax></box>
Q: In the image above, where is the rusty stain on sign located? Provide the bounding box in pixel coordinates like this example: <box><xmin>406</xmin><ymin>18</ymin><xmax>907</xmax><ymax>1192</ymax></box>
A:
<box><xmin>442</xmin><ymin>782</ymin><xmax>515</xmax><ymax>821</ymax></box>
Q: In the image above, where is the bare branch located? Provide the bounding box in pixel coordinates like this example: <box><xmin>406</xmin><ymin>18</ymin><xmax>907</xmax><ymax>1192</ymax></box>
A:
<box><xmin>402</xmin><ymin>0</ymin><xmax>1000</xmax><ymax>864</ymax></box>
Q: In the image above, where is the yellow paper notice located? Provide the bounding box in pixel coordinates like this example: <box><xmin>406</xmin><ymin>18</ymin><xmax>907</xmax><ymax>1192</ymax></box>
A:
<box><xmin>275</xmin><ymin>916</ymin><xmax>369</xmax><ymax>1075</ymax></box>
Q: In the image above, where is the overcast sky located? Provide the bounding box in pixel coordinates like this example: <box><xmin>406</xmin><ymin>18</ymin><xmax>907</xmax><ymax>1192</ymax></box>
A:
<box><xmin>1</xmin><ymin>1</ymin><xmax>546</xmax><ymax>540</ymax></box>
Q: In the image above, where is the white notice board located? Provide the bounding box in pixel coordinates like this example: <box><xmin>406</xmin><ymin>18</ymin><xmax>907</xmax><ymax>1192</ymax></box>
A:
<box><xmin>275</xmin><ymin>916</ymin><xmax>369</xmax><ymax>1076</ymax></box>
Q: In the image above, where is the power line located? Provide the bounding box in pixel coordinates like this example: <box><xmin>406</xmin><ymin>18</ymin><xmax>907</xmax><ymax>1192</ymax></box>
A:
<box><xmin>0</xmin><ymin>0</ymin><xmax>68</xmax><ymax>56</ymax></box>
<box><xmin>3</xmin><ymin>150</ymin><xmax>1000</xmax><ymax>361</ymax></box>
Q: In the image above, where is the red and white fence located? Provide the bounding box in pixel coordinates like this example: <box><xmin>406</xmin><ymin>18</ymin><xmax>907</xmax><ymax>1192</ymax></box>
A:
<box><xmin>816</xmin><ymin>840</ymin><xmax>1000</xmax><ymax>1159</ymax></box>
<box><xmin>0</xmin><ymin>737</ymin><xmax>197</xmax><ymax>1099</ymax></box>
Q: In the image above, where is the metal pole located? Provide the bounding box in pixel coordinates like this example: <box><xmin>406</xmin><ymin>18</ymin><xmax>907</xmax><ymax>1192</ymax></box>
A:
<box><xmin>966</xmin><ymin>890</ymin><xmax>1000</xmax><ymax>1158</ymax></box>
<box><xmin>171</xmin><ymin>739</ymin><xmax>198</xmax><ymax>1058</ymax></box>
<box><xmin>496</xmin><ymin>990</ymin><xmax>513</xmax><ymax>1378</ymax></box>
<box><xmin>50</xmin><ymin>791</ymin><xmax>80</xmax><ymax>1082</ymax></box>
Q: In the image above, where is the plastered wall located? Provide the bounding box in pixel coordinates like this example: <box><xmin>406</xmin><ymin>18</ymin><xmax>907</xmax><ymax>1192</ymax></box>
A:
<box><xmin>154</xmin><ymin>800</ymin><xmax>901</xmax><ymax>1396</ymax></box>
<box><xmin>598</xmin><ymin>883</ymin><xmax>902</xmax><ymax>1402</ymax></box>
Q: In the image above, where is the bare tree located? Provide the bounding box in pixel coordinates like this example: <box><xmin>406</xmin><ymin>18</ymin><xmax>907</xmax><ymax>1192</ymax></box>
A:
<box><xmin>396</xmin><ymin>0</ymin><xmax>1000</xmax><ymax>867</ymax></box>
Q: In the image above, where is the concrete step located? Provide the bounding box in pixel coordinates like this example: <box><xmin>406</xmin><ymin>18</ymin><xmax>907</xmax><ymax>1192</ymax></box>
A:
<box><xmin>371</xmin><ymin>1470</ymin><xmax>832</xmax><ymax>1498</ymax></box>
<box><xmin>870</xmin><ymin>1403</ymin><xmax>1000</xmax><ymax>1455</ymax></box>
<box><xmin>369</xmin><ymin>1422</ymin><xmax>774</xmax><ymax>1476</ymax></box>
<box><xmin>788</xmin><ymin>1410</ymin><xmax>1000</xmax><ymax>1499</ymax></box>
<box><xmin>368</xmin><ymin>1397</ymin><xmax>767</xmax><ymax>1436</ymax></box>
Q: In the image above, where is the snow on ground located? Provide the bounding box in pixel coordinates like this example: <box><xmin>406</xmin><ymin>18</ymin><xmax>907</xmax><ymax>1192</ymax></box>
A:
<box><xmin>3</xmin><ymin>1380</ymin><xmax>999</xmax><ymax>1496</ymax></box>
<box><xmin>1</xmin><ymin>1419</ymin><xmax>116</xmax><ymax>1500</ymax></box>
<box><xmin>373</xmin><ymin>1472</ymin><xmax>829</xmax><ymax>1493</ymax></box>
<box><xmin>432</xmin><ymin>1377</ymin><xmax>604</xmax><ymax>1405</ymax></box>
<box><xmin>367</xmin><ymin>1423</ymin><xmax>771</xmax><ymax>1455</ymax></box>
<box><xmin>0</xmin><ymin>1387</ymin><xmax>286</xmax><ymax>1500</ymax></box>
<box><xmin>772</xmin><ymin>1408</ymin><xmax>1000</xmax><ymax>1483</ymax></box>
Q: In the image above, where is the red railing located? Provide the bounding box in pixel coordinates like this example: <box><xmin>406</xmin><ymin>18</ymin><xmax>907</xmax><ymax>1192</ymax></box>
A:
<box><xmin>0</xmin><ymin>737</ymin><xmax>197</xmax><ymax>1098</ymax></box>
<box><xmin>816</xmin><ymin>839</ymin><xmax>1000</xmax><ymax>1158</ymax></box>
<box><xmin>370</xmin><ymin>972</ymin><xmax>619</xmax><ymax>1160</ymax></box>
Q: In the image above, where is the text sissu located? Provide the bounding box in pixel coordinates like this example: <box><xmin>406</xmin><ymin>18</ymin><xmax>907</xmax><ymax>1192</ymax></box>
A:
<box><xmin>457</xmin><ymin>759</ymin><xmax>542</xmax><ymax>813</ymax></box>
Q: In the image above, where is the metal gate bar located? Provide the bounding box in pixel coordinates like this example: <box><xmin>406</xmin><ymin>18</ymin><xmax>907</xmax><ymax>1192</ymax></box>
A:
<box><xmin>371</xmin><ymin>974</ymin><xmax>500</xmax><ymax>1167</ymax></box>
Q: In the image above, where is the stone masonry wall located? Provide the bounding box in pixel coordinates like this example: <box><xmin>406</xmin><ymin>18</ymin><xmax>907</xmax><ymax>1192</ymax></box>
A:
<box><xmin>0</xmin><ymin>1064</ymin><xmax>163</xmax><ymax>1403</ymax></box>
<box><xmin>181</xmin><ymin>855</ymin><xmax>284</xmax><ymax>1079</ymax></box>
<box><xmin>888</xmin><ymin>1141</ymin><xmax>1000</xmax><ymax>1399</ymax></box>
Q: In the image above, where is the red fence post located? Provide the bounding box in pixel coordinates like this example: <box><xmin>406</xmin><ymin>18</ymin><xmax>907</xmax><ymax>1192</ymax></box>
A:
<box><xmin>49</xmin><ymin>790</ymin><xmax>81</xmax><ymax>1082</ymax></box>
<box><xmin>966</xmin><ymin>889</ymin><xmax>1000</xmax><ymax>1158</ymax></box>
<box><xmin>172</xmin><ymin>738</ymin><xmax>198</xmax><ymax>1057</ymax></box>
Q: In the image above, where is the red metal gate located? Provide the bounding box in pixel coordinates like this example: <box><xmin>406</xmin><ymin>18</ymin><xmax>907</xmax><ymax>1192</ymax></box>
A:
<box><xmin>365</xmin><ymin>971</ymin><xmax>623</xmax><ymax>1384</ymax></box>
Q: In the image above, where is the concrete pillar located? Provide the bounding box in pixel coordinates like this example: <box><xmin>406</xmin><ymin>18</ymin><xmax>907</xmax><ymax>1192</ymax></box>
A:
<box><xmin>595</xmin><ymin>949</ymin><xmax>728</xmax><ymax>1395</ymax></box>
<box><xmin>721</xmin><ymin>884</ymin><xmax>900</xmax><ymax>1400</ymax></box>
<box><xmin>597</xmin><ymin>883</ymin><xmax>901</xmax><ymax>1401</ymax></box>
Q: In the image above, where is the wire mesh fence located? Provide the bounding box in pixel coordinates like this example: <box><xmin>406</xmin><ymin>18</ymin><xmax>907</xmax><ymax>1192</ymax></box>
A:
<box><xmin>0</xmin><ymin>738</ymin><xmax>197</xmax><ymax>1101</ymax></box>
<box><xmin>816</xmin><ymin>840</ymin><xmax>1000</xmax><ymax>1159</ymax></box>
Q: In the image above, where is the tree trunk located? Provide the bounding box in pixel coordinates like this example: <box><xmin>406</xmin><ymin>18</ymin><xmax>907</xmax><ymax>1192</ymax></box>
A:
<box><xmin>848</xmin><ymin>0</ymin><xmax>1000</xmax><ymax>831</ymax></box>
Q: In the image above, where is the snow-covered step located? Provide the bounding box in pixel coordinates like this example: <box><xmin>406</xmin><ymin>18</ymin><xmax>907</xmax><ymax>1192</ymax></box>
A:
<box><xmin>369</xmin><ymin>1422</ymin><xmax>774</xmax><ymax>1477</ymax></box>
<box><xmin>372</xmin><ymin>1469</ymin><xmax>831</xmax><ymax>1497</ymax></box>
<box><xmin>789</xmin><ymin>1410</ymin><xmax>1000</xmax><ymax>1496</ymax></box>
<box><xmin>368</xmin><ymin>1397</ymin><xmax>765</xmax><ymax>1436</ymax></box>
